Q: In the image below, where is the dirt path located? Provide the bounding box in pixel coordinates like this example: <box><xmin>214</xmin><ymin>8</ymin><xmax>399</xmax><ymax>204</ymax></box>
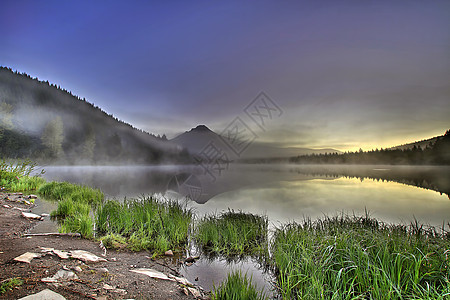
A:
<box><xmin>0</xmin><ymin>193</ymin><xmax>206</xmax><ymax>299</ymax></box>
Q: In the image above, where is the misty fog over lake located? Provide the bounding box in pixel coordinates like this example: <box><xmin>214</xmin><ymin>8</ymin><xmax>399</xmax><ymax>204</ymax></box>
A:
<box><xmin>41</xmin><ymin>164</ymin><xmax>450</xmax><ymax>228</ymax></box>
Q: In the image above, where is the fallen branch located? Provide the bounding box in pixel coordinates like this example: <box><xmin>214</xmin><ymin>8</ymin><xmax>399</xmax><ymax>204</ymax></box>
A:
<box><xmin>24</xmin><ymin>232</ymin><xmax>81</xmax><ymax>237</ymax></box>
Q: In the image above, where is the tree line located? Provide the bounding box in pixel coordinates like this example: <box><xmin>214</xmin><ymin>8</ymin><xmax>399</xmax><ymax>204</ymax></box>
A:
<box><xmin>289</xmin><ymin>130</ymin><xmax>450</xmax><ymax>165</ymax></box>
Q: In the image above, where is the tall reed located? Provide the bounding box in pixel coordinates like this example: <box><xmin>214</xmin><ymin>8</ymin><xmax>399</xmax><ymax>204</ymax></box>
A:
<box><xmin>195</xmin><ymin>210</ymin><xmax>268</xmax><ymax>258</ymax></box>
<box><xmin>271</xmin><ymin>214</ymin><xmax>450</xmax><ymax>299</ymax></box>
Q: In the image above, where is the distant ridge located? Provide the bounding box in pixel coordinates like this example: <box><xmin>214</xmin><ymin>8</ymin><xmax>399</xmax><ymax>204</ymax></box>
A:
<box><xmin>171</xmin><ymin>124</ymin><xmax>340</xmax><ymax>159</ymax></box>
<box><xmin>389</xmin><ymin>135</ymin><xmax>441</xmax><ymax>151</ymax></box>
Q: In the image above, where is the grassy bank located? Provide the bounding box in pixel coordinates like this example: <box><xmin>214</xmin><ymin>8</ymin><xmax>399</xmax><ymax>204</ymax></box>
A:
<box><xmin>96</xmin><ymin>197</ymin><xmax>193</xmax><ymax>253</ymax></box>
<box><xmin>195</xmin><ymin>210</ymin><xmax>268</xmax><ymax>258</ymax></box>
<box><xmin>37</xmin><ymin>181</ymin><xmax>104</xmax><ymax>238</ymax></box>
<box><xmin>272</xmin><ymin>214</ymin><xmax>450</xmax><ymax>299</ymax></box>
<box><xmin>2</xmin><ymin>161</ymin><xmax>449</xmax><ymax>299</ymax></box>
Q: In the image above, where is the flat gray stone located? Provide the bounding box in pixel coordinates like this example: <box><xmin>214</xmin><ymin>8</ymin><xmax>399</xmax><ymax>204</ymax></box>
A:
<box><xmin>18</xmin><ymin>288</ymin><xmax>66</xmax><ymax>300</ymax></box>
<box><xmin>14</xmin><ymin>252</ymin><xmax>41</xmax><ymax>263</ymax></box>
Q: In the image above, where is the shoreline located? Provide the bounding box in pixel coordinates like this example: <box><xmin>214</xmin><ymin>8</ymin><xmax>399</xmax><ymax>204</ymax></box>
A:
<box><xmin>0</xmin><ymin>192</ymin><xmax>205</xmax><ymax>300</ymax></box>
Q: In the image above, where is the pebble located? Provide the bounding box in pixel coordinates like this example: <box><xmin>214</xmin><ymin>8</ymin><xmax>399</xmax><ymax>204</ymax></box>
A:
<box><xmin>97</xmin><ymin>267</ymin><xmax>109</xmax><ymax>274</ymax></box>
<box><xmin>73</xmin><ymin>266</ymin><xmax>83</xmax><ymax>273</ymax></box>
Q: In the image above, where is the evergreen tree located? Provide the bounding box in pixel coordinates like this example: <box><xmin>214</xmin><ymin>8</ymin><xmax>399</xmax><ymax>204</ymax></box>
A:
<box><xmin>41</xmin><ymin>116</ymin><xmax>64</xmax><ymax>158</ymax></box>
<box><xmin>82</xmin><ymin>125</ymin><xmax>96</xmax><ymax>162</ymax></box>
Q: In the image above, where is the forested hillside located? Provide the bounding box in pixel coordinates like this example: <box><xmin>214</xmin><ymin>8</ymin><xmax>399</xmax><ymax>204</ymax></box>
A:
<box><xmin>289</xmin><ymin>130</ymin><xmax>450</xmax><ymax>165</ymax></box>
<box><xmin>0</xmin><ymin>67</ymin><xmax>190</xmax><ymax>164</ymax></box>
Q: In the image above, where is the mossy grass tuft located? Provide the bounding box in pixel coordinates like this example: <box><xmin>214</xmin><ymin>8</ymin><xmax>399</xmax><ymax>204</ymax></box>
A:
<box><xmin>195</xmin><ymin>210</ymin><xmax>268</xmax><ymax>258</ymax></box>
<box><xmin>212</xmin><ymin>271</ymin><xmax>267</xmax><ymax>300</ymax></box>
<box><xmin>0</xmin><ymin>278</ymin><xmax>23</xmax><ymax>295</ymax></box>
<box><xmin>100</xmin><ymin>233</ymin><xmax>128</xmax><ymax>250</ymax></box>
<box><xmin>95</xmin><ymin>196</ymin><xmax>193</xmax><ymax>254</ymax></box>
<box><xmin>272</xmin><ymin>213</ymin><xmax>450</xmax><ymax>299</ymax></box>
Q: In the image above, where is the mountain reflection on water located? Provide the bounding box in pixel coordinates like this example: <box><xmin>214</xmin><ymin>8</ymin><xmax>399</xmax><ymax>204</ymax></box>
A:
<box><xmin>41</xmin><ymin>164</ymin><xmax>450</xmax><ymax>226</ymax></box>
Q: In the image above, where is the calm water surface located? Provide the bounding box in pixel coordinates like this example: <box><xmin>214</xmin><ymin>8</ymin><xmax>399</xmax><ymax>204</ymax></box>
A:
<box><xmin>39</xmin><ymin>164</ymin><xmax>450</xmax><ymax>293</ymax></box>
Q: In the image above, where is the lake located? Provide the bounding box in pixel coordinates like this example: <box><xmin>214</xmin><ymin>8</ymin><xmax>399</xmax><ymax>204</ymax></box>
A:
<box><xmin>38</xmin><ymin>163</ymin><xmax>450</xmax><ymax>293</ymax></box>
<box><xmin>40</xmin><ymin>164</ymin><xmax>450</xmax><ymax>227</ymax></box>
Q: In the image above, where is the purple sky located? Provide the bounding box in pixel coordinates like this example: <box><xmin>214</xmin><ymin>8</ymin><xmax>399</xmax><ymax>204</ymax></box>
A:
<box><xmin>1</xmin><ymin>1</ymin><xmax>449</xmax><ymax>151</ymax></box>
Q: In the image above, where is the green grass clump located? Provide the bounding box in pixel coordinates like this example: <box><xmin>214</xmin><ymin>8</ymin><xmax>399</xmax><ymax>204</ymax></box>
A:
<box><xmin>0</xmin><ymin>159</ymin><xmax>45</xmax><ymax>191</ymax></box>
<box><xmin>272</xmin><ymin>214</ymin><xmax>450</xmax><ymax>300</ymax></box>
<box><xmin>212</xmin><ymin>271</ymin><xmax>267</xmax><ymax>300</ymax></box>
<box><xmin>38</xmin><ymin>181</ymin><xmax>104</xmax><ymax>206</ymax></box>
<box><xmin>95</xmin><ymin>196</ymin><xmax>193</xmax><ymax>254</ymax></box>
<box><xmin>50</xmin><ymin>198</ymin><xmax>91</xmax><ymax>218</ymax></box>
<box><xmin>100</xmin><ymin>233</ymin><xmax>127</xmax><ymax>249</ymax></box>
<box><xmin>195</xmin><ymin>210</ymin><xmax>268</xmax><ymax>257</ymax></box>
<box><xmin>38</xmin><ymin>181</ymin><xmax>103</xmax><ymax>238</ymax></box>
<box><xmin>7</xmin><ymin>176</ymin><xmax>46</xmax><ymax>192</ymax></box>
<box><xmin>59</xmin><ymin>213</ymin><xmax>94</xmax><ymax>238</ymax></box>
<box><xmin>0</xmin><ymin>278</ymin><xmax>23</xmax><ymax>295</ymax></box>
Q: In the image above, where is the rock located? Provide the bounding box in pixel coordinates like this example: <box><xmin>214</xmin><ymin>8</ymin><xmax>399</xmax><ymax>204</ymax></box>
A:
<box><xmin>102</xmin><ymin>283</ymin><xmax>114</xmax><ymax>290</ymax></box>
<box><xmin>39</xmin><ymin>247</ymin><xmax>107</xmax><ymax>263</ymax></box>
<box><xmin>112</xmin><ymin>288</ymin><xmax>126</xmax><ymax>295</ymax></box>
<box><xmin>97</xmin><ymin>267</ymin><xmax>109</xmax><ymax>274</ymax></box>
<box><xmin>18</xmin><ymin>288</ymin><xmax>66</xmax><ymax>300</ymax></box>
<box><xmin>102</xmin><ymin>284</ymin><xmax>126</xmax><ymax>295</ymax></box>
<box><xmin>130</xmin><ymin>268</ymin><xmax>171</xmax><ymax>281</ymax></box>
<box><xmin>164</xmin><ymin>250</ymin><xmax>174</xmax><ymax>256</ymax></box>
<box><xmin>14</xmin><ymin>252</ymin><xmax>42</xmax><ymax>263</ymax></box>
<box><xmin>28</xmin><ymin>194</ymin><xmax>38</xmax><ymax>199</ymax></box>
<box><xmin>2</xmin><ymin>204</ymin><xmax>11</xmax><ymax>208</ymax></box>
<box><xmin>53</xmin><ymin>249</ymin><xmax>70</xmax><ymax>259</ymax></box>
<box><xmin>41</xmin><ymin>213</ymin><xmax>50</xmax><ymax>217</ymax></box>
<box><xmin>182</xmin><ymin>287</ymin><xmax>189</xmax><ymax>295</ymax></box>
<box><xmin>69</xmin><ymin>250</ymin><xmax>107</xmax><ymax>263</ymax></box>
<box><xmin>185</xmin><ymin>256</ymin><xmax>200</xmax><ymax>263</ymax></box>
<box><xmin>168</xmin><ymin>274</ymin><xmax>193</xmax><ymax>286</ymax></box>
<box><xmin>188</xmin><ymin>287</ymin><xmax>201</xmax><ymax>298</ymax></box>
<box><xmin>40</xmin><ymin>247</ymin><xmax>55</xmax><ymax>253</ymax></box>
<box><xmin>21</xmin><ymin>212</ymin><xmax>43</xmax><ymax>220</ymax></box>
<box><xmin>42</xmin><ymin>269</ymin><xmax>78</xmax><ymax>283</ymax></box>
<box><xmin>73</xmin><ymin>266</ymin><xmax>83</xmax><ymax>273</ymax></box>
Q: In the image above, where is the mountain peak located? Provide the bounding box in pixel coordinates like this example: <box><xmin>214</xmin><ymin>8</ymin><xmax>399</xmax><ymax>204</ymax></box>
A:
<box><xmin>190</xmin><ymin>125</ymin><xmax>212</xmax><ymax>132</ymax></box>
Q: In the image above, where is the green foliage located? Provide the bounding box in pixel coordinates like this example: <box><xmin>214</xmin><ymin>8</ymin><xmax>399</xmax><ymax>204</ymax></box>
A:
<box><xmin>212</xmin><ymin>271</ymin><xmax>267</xmax><ymax>300</ymax></box>
<box><xmin>41</xmin><ymin>116</ymin><xmax>64</xmax><ymax>159</ymax></box>
<box><xmin>59</xmin><ymin>213</ymin><xmax>93</xmax><ymax>238</ymax></box>
<box><xmin>38</xmin><ymin>181</ymin><xmax>103</xmax><ymax>238</ymax></box>
<box><xmin>0</xmin><ymin>278</ymin><xmax>23</xmax><ymax>295</ymax></box>
<box><xmin>0</xmin><ymin>102</ymin><xmax>14</xmax><ymax>130</ymax></box>
<box><xmin>271</xmin><ymin>214</ymin><xmax>450</xmax><ymax>299</ymax></box>
<box><xmin>100</xmin><ymin>233</ymin><xmax>127</xmax><ymax>250</ymax></box>
<box><xmin>0</xmin><ymin>159</ymin><xmax>45</xmax><ymax>191</ymax></box>
<box><xmin>95</xmin><ymin>196</ymin><xmax>193</xmax><ymax>254</ymax></box>
<box><xmin>50</xmin><ymin>198</ymin><xmax>91</xmax><ymax>218</ymax></box>
<box><xmin>195</xmin><ymin>210</ymin><xmax>268</xmax><ymax>257</ymax></box>
<box><xmin>7</xmin><ymin>176</ymin><xmax>46</xmax><ymax>192</ymax></box>
<box><xmin>38</xmin><ymin>181</ymin><xmax>104</xmax><ymax>206</ymax></box>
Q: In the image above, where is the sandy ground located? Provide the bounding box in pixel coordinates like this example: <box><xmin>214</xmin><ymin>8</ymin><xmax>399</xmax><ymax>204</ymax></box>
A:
<box><xmin>0</xmin><ymin>193</ymin><xmax>206</xmax><ymax>300</ymax></box>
